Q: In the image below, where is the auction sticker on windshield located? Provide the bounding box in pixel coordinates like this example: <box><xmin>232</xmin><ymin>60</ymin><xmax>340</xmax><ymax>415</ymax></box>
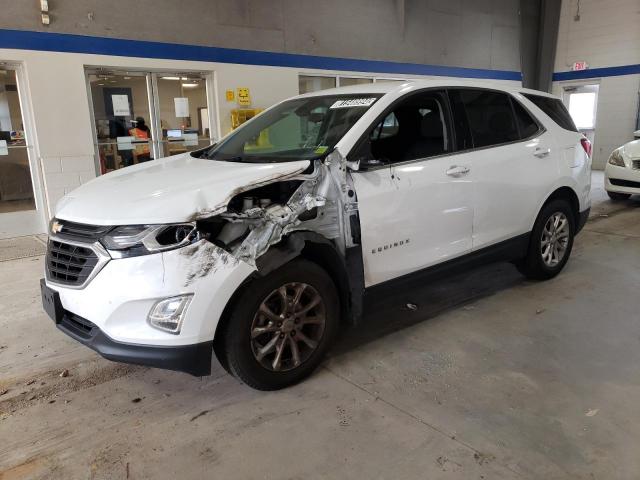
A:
<box><xmin>330</xmin><ymin>98</ymin><xmax>377</xmax><ymax>109</ymax></box>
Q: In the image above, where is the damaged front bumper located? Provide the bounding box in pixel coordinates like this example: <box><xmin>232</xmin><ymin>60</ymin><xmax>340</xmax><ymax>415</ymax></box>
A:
<box><xmin>43</xmin><ymin>240</ymin><xmax>256</xmax><ymax>373</ymax></box>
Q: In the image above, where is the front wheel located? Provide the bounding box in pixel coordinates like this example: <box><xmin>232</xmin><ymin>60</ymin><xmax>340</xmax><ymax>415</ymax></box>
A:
<box><xmin>217</xmin><ymin>259</ymin><xmax>339</xmax><ymax>390</ymax></box>
<box><xmin>607</xmin><ymin>191</ymin><xmax>631</xmax><ymax>201</ymax></box>
<box><xmin>517</xmin><ymin>199</ymin><xmax>575</xmax><ymax>280</ymax></box>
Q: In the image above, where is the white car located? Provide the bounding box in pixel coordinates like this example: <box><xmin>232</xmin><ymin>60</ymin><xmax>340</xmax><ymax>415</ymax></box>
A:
<box><xmin>41</xmin><ymin>80</ymin><xmax>592</xmax><ymax>390</ymax></box>
<box><xmin>604</xmin><ymin>131</ymin><xmax>640</xmax><ymax>200</ymax></box>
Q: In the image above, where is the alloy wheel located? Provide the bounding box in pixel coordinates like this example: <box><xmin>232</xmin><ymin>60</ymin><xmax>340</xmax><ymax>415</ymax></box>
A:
<box><xmin>250</xmin><ymin>282</ymin><xmax>326</xmax><ymax>372</ymax></box>
<box><xmin>540</xmin><ymin>212</ymin><xmax>570</xmax><ymax>267</ymax></box>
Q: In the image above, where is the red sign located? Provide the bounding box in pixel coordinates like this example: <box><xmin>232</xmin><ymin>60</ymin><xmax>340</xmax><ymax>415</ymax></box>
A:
<box><xmin>572</xmin><ymin>61</ymin><xmax>589</xmax><ymax>71</ymax></box>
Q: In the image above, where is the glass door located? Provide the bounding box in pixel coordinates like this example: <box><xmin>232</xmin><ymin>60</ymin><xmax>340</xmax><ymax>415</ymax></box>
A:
<box><xmin>153</xmin><ymin>73</ymin><xmax>213</xmax><ymax>157</ymax></box>
<box><xmin>87</xmin><ymin>71</ymin><xmax>154</xmax><ymax>174</ymax></box>
<box><xmin>87</xmin><ymin>69</ymin><xmax>215</xmax><ymax>175</ymax></box>
<box><xmin>0</xmin><ymin>65</ymin><xmax>45</xmax><ymax>238</ymax></box>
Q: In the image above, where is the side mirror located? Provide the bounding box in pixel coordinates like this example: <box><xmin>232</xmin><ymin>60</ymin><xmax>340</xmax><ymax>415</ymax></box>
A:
<box><xmin>346</xmin><ymin>159</ymin><xmax>360</xmax><ymax>171</ymax></box>
<box><xmin>634</xmin><ymin>130</ymin><xmax>640</xmax><ymax>139</ymax></box>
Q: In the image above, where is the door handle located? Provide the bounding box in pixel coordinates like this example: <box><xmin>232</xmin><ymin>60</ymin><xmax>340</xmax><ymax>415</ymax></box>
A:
<box><xmin>446</xmin><ymin>165</ymin><xmax>470</xmax><ymax>177</ymax></box>
<box><xmin>534</xmin><ymin>147</ymin><xmax>551</xmax><ymax>158</ymax></box>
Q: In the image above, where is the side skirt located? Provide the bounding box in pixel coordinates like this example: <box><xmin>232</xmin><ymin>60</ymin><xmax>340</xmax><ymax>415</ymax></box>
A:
<box><xmin>363</xmin><ymin>232</ymin><xmax>530</xmax><ymax>297</ymax></box>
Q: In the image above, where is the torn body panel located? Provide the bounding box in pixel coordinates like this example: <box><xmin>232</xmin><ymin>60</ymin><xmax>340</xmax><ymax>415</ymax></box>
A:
<box><xmin>212</xmin><ymin>150</ymin><xmax>361</xmax><ymax>268</ymax></box>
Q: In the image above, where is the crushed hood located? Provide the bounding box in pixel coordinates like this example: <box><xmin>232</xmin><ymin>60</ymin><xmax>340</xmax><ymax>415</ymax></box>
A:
<box><xmin>623</xmin><ymin>139</ymin><xmax>640</xmax><ymax>160</ymax></box>
<box><xmin>55</xmin><ymin>153</ymin><xmax>310</xmax><ymax>225</ymax></box>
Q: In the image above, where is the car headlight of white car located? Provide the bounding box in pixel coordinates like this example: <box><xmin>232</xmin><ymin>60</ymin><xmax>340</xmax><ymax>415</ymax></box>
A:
<box><xmin>101</xmin><ymin>223</ymin><xmax>199</xmax><ymax>257</ymax></box>
<box><xmin>608</xmin><ymin>148</ymin><xmax>626</xmax><ymax>167</ymax></box>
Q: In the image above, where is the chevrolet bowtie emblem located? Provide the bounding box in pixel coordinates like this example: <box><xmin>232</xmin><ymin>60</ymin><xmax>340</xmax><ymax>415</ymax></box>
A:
<box><xmin>51</xmin><ymin>221</ymin><xmax>63</xmax><ymax>234</ymax></box>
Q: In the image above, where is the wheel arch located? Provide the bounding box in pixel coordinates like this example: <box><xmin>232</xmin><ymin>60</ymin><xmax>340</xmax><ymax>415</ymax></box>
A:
<box><xmin>537</xmin><ymin>186</ymin><xmax>581</xmax><ymax>230</ymax></box>
<box><xmin>213</xmin><ymin>232</ymin><xmax>355</xmax><ymax>357</ymax></box>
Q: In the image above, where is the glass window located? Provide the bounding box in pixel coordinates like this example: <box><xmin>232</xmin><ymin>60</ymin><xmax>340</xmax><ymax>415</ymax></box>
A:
<box><xmin>156</xmin><ymin>74</ymin><xmax>211</xmax><ymax>157</ymax></box>
<box><xmin>298</xmin><ymin>76</ymin><xmax>337</xmax><ymax>94</ymax></box>
<box><xmin>340</xmin><ymin>77</ymin><xmax>374</xmax><ymax>87</ymax></box>
<box><xmin>512</xmin><ymin>100</ymin><xmax>540</xmax><ymax>139</ymax></box>
<box><xmin>453</xmin><ymin>89</ymin><xmax>519</xmax><ymax>148</ymax></box>
<box><xmin>201</xmin><ymin>94</ymin><xmax>380</xmax><ymax>163</ymax></box>
<box><xmin>365</xmin><ymin>92</ymin><xmax>450</xmax><ymax>163</ymax></box>
<box><xmin>88</xmin><ymin>73</ymin><xmax>154</xmax><ymax>173</ymax></box>
<box><xmin>523</xmin><ymin>93</ymin><xmax>578</xmax><ymax>132</ymax></box>
<box><xmin>567</xmin><ymin>92</ymin><xmax>597</xmax><ymax>129</ymax></box>
<box><xmin>0</xmin><ymin>69</ymin><xmax>35</xmax><ymax>213</ymax></box>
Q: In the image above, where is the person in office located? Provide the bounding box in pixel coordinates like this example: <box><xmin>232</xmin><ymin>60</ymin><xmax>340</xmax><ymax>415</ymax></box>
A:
<box><xmin>129</xmin><ymin>117</ymin><xmax>152</xmax><ymax>162</ymax></box>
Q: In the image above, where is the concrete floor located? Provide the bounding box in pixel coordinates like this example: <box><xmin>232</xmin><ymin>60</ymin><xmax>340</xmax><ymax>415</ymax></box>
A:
<box><xmin>1</xmin><ymin>172</ymin><xmax>639</xmax><ymax>479</ymax></box>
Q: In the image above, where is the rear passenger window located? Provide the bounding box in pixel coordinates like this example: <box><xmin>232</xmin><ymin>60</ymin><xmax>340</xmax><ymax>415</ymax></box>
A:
<box><xmin>512</xmin><ymin>100</ymin><xmax>540</xmax><ymax>139</ymax></box>
<box><xmin>453</xmin><ymin>89</ymin><xmax>519</xmax><ymax>148</ymax></box>
<box><xmin>522</xmin><ymin>94</ymin><xmax>578</xmax><ymax>132</ymax></box>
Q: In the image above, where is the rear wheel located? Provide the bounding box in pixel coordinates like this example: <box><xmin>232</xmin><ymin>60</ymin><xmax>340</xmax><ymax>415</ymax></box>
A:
<box><xmin>517</xmin><ymin>199</ymin><xmax>575</xmax><ymax>280</ymax></box>
<box><xmin>607</xmin><ymin>191</ymin><xmax>631</xmax><ymax>201</ymax></box>
<box><xmin>217</xmin><ymin>259</ymin><xmax>339</xmax><ymax>390</ymax></box>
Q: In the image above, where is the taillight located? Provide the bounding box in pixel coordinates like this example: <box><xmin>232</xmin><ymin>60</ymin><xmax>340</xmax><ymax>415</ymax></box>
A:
<box><xmin>580</xmin><ymin>137</ymin><xmax>592</xmax><ymax>158</ymax></box>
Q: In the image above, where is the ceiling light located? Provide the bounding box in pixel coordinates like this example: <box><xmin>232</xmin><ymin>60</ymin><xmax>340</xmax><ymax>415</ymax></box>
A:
<box><xmin>181</xmin><ymin>83</ymin><xmax>199</xmax><ymax>87</ymax></box>
<box><xmin>161</xmin><ymin>76</ymin><xmax>181</xmax><ymax>81</ymax></box>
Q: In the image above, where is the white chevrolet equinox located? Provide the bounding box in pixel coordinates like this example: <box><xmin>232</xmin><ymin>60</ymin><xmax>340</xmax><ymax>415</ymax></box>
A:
<box><xmin>41</xmin><ymin>80</ymin><xmax>592</xmax><ymax>390</ymax></box>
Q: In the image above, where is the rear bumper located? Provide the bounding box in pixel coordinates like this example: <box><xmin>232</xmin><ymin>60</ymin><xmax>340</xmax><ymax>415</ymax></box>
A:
<box><xmin>56</xmin><ymin>305</ymin><xmax>212</xmax><ymax>376</ymax></box>
<box><xmin>577</xmin><ymin>208</ymin><xmax>590</xmax><ymax>234</ymax></box>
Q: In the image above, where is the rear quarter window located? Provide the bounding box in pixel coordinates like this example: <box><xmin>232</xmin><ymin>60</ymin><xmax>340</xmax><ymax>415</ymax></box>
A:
<box><xmin>522</xmin><ymin>93</ymin><xmax>578</xmax><ymax>132</ymax></box>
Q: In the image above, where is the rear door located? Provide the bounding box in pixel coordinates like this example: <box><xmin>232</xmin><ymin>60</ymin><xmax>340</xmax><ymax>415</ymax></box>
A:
<box><xmin>447</xmin><ymin>88</ymin><xmax>554</xmax><ymax>249</ymax></box>
<box><xmin>351</xmin><ymin>90</ymin><xmax>473</xmax><ymax>286</ymax></box>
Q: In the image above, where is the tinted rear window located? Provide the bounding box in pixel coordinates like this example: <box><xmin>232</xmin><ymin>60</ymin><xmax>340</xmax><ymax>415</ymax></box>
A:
<box><xmin>522</xmin><ymin>93</ymin><xmax>578</xmax><ymax>132</ymax></box>
<box><xmin>512</xmin><ymin>99</ymin><xmax>540</xmax><ymax>139</ymax></box>
<box><xmin>452</xmin><ymin>89</ymin><xmax>519</xmax><ymax>148</ymax></box>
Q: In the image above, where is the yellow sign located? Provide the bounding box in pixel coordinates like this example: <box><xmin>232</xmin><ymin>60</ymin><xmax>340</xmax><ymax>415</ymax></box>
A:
<box><xmin>237</xmin><ymin>87</ymin><xmax>251</xmax><ymax>106</ymax></box>
<box><xmin>225</xmin><ymin>90</ymin><xmax>235</xmax><ymax>102</ymax></box>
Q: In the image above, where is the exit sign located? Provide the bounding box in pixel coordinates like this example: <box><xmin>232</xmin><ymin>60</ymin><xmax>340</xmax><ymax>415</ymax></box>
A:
<box><xmin>572</xmin><ymin>61</ymin><xmax>589</xmax><ymax>71</ymax></box>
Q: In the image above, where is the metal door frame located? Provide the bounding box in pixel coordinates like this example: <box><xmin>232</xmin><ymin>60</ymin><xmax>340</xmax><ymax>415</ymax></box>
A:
<box><xmin>0</xmin><ymin>61</ymin><xmax>47</xmax><ymax>237</ymax></box>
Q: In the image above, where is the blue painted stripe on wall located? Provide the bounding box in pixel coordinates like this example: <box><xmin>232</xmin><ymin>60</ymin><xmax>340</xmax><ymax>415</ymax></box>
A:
<box><xmin>553</xmin><ymin>64</ymin><xmax>640</xmax><ymax>81</ymax></box>
<box><xmin>0</xmin><ymin>28</ymin><xmax>522</xmax><ymax>81</ymax></box>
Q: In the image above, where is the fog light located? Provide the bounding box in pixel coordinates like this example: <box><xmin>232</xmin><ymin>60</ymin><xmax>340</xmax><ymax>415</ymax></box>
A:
<box><xmin>148</xmin><ymin>295</ymin><xmax>193</xmax><ymax>334</ymax></box>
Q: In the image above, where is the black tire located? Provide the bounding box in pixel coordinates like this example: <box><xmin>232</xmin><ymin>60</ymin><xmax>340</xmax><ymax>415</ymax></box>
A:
<box><xmin>216</xmin><ymin>259</ymin><xmax>339</xmax><ymax>390</ymax></box>
<box><xmin>517</xmin><ymin>199</ymin><xmax>575</xmax><ymax>280</ymax></box>
<box><xmin>607</xmin><ymin>191</ymin><xmax>631</xmax><ymax>201</ymax></box>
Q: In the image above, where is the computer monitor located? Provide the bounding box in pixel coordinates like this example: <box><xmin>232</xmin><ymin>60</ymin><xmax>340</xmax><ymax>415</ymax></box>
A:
<box><xmin>167</xmin><ymin>129</ymin><xmax>182</xmax><ymax>139</ymax></box>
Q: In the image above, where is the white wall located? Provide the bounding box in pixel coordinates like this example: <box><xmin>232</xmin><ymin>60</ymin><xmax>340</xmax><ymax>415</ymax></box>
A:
<box><xmin>552</xmin><ymin>0</ymin><xmax>640</xmax><ymax>169</ymax></box>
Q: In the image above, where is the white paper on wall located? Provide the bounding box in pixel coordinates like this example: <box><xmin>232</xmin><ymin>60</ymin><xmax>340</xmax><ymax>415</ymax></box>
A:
<box><xmin>174</xmin><ymin>97</ymin><xmax>189</xmax><ymax>117</ymax></box>
<box><xmin>112</xmin><ymin>95</ymin><xmax>131</xmax><ymax>117</ymax></box>
<box><xmin>183</xmin><ymin>133</ymin><xmax>198</xmax><ymax>146</ymax></box>
<box><xmin>0</xmin><ymin>140</ymin><xmax>7</xmax><ymax>156</ymax></box>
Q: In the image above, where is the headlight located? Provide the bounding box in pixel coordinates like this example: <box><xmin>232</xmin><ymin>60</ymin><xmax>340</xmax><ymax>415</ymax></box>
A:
<box><xmin>608</xmin><ymin>149</ymin><xmax>626</xmax><ymax>167</ymax></box>
<box><xmin>101</xmin><ymin>223</ymin><xmax>198</xmax><ymax>257</ymax></box>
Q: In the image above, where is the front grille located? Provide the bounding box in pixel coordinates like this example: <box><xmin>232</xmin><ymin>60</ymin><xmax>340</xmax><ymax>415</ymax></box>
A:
<box><xmin>632</xmin><ymin>160</ymin><xmax>640</xmax><ymax>170</ymax></box>
<box><xmin>46</xmin><ymin>240</ymin><xmax>99</xmax><ymax>286</ymax></box>
<box><xmin>52</xmin><ymin>218</ymin><xmax>112</xmax><ymax>241</ymax></box>
<box><xmin>609</xmin><ymin>178</ymin><xmax>640</xmax><ymax>189</ymax></box>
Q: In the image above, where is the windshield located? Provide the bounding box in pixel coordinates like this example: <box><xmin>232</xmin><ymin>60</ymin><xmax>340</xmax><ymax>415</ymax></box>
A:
<box><xmin>200</xmin><ymin>94</ymin><xmax>381</xmax><ymax>163</ymax></box>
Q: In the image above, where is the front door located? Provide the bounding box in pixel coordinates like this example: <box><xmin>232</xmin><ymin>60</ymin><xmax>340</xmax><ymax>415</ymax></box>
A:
<box><xmin>352</xmin><ymin>90</ymin><xmax>473</xmax><ymax>286</ymax></box>
<box><xmin>0</xmin><ymin>64</ymin><xmax>45</xmax><ymax>238</ymax></box>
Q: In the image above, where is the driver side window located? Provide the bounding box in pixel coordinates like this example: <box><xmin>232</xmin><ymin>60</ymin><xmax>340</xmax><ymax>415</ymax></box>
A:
<box><xmin>357</xmin><ymin>92</ymin><xmax>451</xmax><ymax>166</ymax></box>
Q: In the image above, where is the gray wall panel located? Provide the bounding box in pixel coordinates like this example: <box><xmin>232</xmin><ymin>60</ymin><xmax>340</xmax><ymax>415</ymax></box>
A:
<box><xmin>0</xmin><ymin>0</ymin><xmax>532</xmax><ymax>73</ymax></box>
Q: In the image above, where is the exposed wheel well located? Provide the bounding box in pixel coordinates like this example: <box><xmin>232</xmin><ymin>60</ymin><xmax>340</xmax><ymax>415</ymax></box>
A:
<box><xmin>542</xmin><ymin>187</ymin><xmax>580</xmax><ymax>229</ymax></box>
<box><xmin>213</xmin><ymin>235</ymin><xmax>351</xmax><ymax>361</ymax></box>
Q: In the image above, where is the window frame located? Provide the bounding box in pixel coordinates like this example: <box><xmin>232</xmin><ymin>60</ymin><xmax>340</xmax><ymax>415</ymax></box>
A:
<box><xmin>448</xmin><ymin>87</ymin><xmax>545</xmax><ymax>152</ymax></box>
<box><xmin>347</xmin><ymin>86</ymin><xmax>545</xmax><ymax>172</ymax></box>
